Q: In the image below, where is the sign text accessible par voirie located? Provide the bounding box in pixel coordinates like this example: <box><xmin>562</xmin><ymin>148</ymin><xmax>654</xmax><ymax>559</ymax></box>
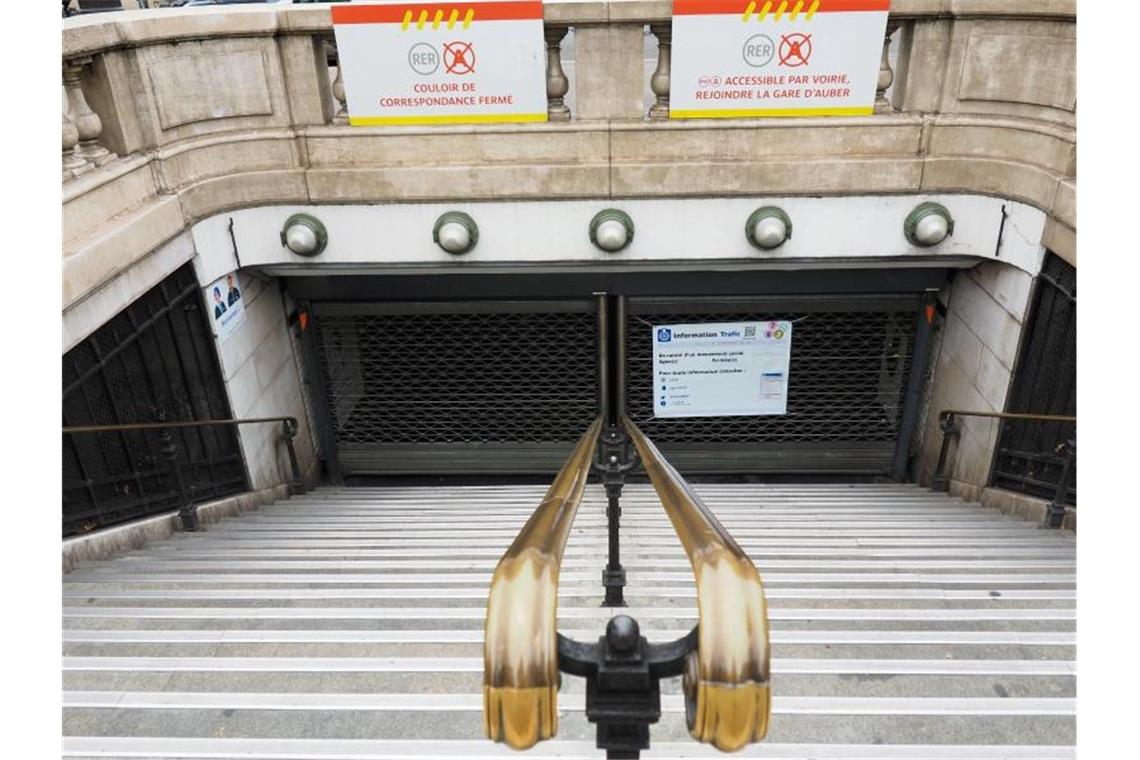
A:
<box><xmin>669</xmin><ymin>0</ymin><xmax>890</xmax><ymax>119</ymax></box>
<box><xmin>332</xmin><ymin>1</ymin><xmax>547</xmax><ymax>125</ymax></box>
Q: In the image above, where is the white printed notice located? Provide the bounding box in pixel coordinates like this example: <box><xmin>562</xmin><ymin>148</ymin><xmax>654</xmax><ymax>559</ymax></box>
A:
<box><xmin>331</xmin><ymin>1</ymin><xmax>547</xmax><ymax>125</ymax></box>
<box><xmin>205</xmin><ymin>271</ymin><xmax>246</xmax><ymax>343</ymax></box>
<box><xmin>652</xmin><ymin>321</ymin><xmax>792</xmax><ymax>418</ymax></box>
<box><xmin>669</xmin><ymin>0</ymin><xmax>890</xmax><ymax>119</ymax></box>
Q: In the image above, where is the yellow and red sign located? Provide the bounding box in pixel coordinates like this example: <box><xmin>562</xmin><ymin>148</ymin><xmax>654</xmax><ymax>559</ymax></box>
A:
<box><xmin>669</xmin><ymin>0</ymin><xmax>891</xmax><ymax>119</ymax></box>
<box><xmin>331</xmin><ymin>1</ymin><xmax>547</xmax><ymax>125</ymax></box>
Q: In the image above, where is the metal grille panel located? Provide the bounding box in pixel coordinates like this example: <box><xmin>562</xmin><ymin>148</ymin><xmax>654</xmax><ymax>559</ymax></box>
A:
<box><xmin>627</xmin><ymin>308</ymin><xmax>916</xmax><ymax>445</ymax></box>
<box><xmin>314</xmin><ymin>307</ymin><xmax>599</xmax><ymax>447</ymax></box>
<box><xmin>62</xmin><ymin>264</ymin><xmax>245</xmax><ymax>537</ymax></box>
<box><xmin>992</xmin><ymin>253</ymin><xmax>1076</xmax><ymax>502</ymax></box>
<box><xmin>309</xmin><ymin>298</ymin><xmax>920</xmax><ymax>476</ymax></box>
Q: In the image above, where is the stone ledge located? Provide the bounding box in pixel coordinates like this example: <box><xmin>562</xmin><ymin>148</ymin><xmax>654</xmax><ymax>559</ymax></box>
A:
<box><xmin>62</xmin><ymin>0</ymin><xmax>1076</xmax><ymax>57</ymax></box>
<box><xmin>980</xmin><ymin>485</ymin><xmax>1076</xmax><ymax>532</ymax></box>
<box><xmin>62</xmin><ymin>483</ymin><xmax>289</xmax><ymax>574</ymax></box>
<box><xmin>64</xmin><ymin>194</ymin><xmax>186</xmax><ymax>309</ymax></box>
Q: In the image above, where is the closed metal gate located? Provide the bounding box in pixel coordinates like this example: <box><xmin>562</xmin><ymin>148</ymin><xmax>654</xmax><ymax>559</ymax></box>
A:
<box><xmin>991</xmin><ymin>253</ymin><xmax>1076</xmax><ymax>502</ymax></box>
<box><xmin>627</xmin><ymin>297</ymin><xmax>919</xmax><ymax>473</ymax></box>
<box><xmin>62</xmin><ymin>264</ymin><xmax>246</xmax><ymax>537</ymax></box>
<box><xmin>308</xmin><ymin>294</ymin><xmax>921</xmax><ymax>476</ymax></box>
<box><xmin>311</xmin><ymin>301</ymin><xmax>599</xmax><ymax>475</ymax></box>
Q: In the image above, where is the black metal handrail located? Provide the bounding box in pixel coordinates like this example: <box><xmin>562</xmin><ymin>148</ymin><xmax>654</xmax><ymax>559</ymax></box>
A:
<box><xmin>930</xmin><ymin>409</ymin><xmax>1075</xmax><ymax>528</ymax></box>
<box><xmin>63</xmin><ymin>416</ymin><xmax>303</xmax><ymax>531</ymax></box>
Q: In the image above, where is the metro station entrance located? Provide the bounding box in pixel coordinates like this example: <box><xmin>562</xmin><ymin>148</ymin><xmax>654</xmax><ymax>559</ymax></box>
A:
<box><xmin>289</xmin><ymin>268</ymin><xmax>945</xmax><ymax>480</ymax></box>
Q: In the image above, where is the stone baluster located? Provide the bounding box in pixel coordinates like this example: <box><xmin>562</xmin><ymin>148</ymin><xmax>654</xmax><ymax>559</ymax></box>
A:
<box><xmin>62</xmin><ymin>109</ymin><xmax>91</xmax><ymax>180</ymax></box>
<box><xmin>544</xmin><ymin>25</ymin><xmax>571</xmax><ymax>122</ymax></box>
<box><xmin>874</xmin><ymin>22</ymin><xmax>900</xmax><ymax>114</ymax></box>
<box><xmin>328</xmin><ymin>40</ymin><xmax>349</xmax><ymax>123</ymax></box>
<box><xmin>649</xmin><ymin>23</ymin><xmax>672</xmax><ymax>120</ymax></box>
<box><xmin>63</xmin><ymin>57</ymin><xmax>115</xmax><ymax>166</ymax></box>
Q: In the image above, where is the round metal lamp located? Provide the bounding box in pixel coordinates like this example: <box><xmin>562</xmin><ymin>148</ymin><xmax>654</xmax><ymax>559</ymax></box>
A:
<box><xmin>904</xmin><ymin>202</ymin><xmax>954</xmax><ymax>247</ymax></box>
<box><xmin>433</xmin><ymin>211</ymin><xmax>479</xmax><ymax>254</ymax></box>
<box><xmin>590</xmin><ymin>209</ymin><xmax>634</xmax><ymax>252</ymax></box>
<box><xmin>280</xmin><ymin>213</ymin><xmax>328</xmax><ymax>257</ymax></box>
<box><xmin>745</xmin><ymin>206</ymin><xmax>792</xmax><ymax>250</ymax></box>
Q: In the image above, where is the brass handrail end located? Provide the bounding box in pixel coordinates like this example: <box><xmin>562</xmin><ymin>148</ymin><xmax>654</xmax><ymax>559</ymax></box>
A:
<box><xmin>484</xmin><ymin>683</ymin><xmax>559</xmax><ymax>749</ymax></box>
<box><xmin>685</xmin><ymin>673</ymin><xmax>771</xmax><ymax>751</ymax></box>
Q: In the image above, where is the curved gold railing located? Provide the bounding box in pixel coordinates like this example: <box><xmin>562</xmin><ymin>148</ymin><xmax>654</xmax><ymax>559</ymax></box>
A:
<box><xmin>483</xmin><ymin>416</ymin><xmax>602</xmax><ymax>750</ymax></box>
<box><xmin>625</xmin><ymin>417</ymin><xmax>772</xmax><ymax>752</ymax></box>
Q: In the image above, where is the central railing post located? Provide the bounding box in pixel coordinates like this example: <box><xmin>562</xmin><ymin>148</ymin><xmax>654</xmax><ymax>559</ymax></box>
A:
<box><xmin>159</xmin><ymin>425</ymin><xmax>198</xmax><ymax>532</ymax></box>
<box><xmin>1044</xmin><ymin>436</ymin><xmax>1076</xmax><ymax>528</ymax></box>
<box><xmin>597</xmin><ymin>294</ymin><xmax>634</xmax><ymax>607</ymax></box>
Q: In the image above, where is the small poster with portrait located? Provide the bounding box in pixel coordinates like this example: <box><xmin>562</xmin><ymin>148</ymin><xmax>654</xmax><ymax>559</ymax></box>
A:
<box><xmin>205</xmin><ymin>271</ymin><xmax>246</xmax><ymax>343</ymax></box>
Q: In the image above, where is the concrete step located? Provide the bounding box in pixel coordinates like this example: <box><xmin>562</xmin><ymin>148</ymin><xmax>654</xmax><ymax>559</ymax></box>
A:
<box><xmin>63</xmin><ymin>702</ymin><xmax>1075</xmax><ymax>745</ymax></box>
<box><xmin>63</xmin><ymin>483</ymin><xmax>1077</xmax><ymax>759</ymax></box>
<box><xmin>62</xmin><ymin>737</ymin><xmax>1076</xmax><ymax>759</ymax></box>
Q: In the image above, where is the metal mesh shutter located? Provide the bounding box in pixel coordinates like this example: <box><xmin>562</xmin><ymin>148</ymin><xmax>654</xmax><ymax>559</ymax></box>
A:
<box><xmin>309</xmin><ymin>297</ymin><xmax>919</xmax><ymax>476</ymax></box>
<box><xmin>626</xmin><ymin>299</ymin><xmax>918</xmax><ymax>473</ymax></box>
<box><xmin>312</xmin><ymin>303</ymin><xmax>598</xmax><ymax>474</ymax></box>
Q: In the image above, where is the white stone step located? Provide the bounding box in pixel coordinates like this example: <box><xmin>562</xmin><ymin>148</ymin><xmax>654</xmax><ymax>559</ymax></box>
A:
<box><xmin>64</xmin><ymin>483</ymin><xmax>1076</xmax><ymax>758</ymax></box>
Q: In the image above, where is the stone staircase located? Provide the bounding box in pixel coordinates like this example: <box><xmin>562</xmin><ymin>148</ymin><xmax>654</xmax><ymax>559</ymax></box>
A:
<box><xmin>63</xmin><ymin>483</ymin><xmax>1076</xmax><ymax>759</ymax></box>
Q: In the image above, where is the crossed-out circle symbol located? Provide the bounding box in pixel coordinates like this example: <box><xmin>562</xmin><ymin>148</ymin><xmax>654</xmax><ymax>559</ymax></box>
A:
<box><xmin>443</xmin><ymin>41</ymin><xmax>476</xmax><ymax>75</ymax></box>
<box><xmin>778</xmin><ymin>33</ymin><xmax>812</xmax><ymax>67</ymax></box>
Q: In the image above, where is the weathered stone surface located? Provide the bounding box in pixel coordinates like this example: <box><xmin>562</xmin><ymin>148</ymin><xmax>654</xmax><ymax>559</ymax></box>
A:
<box><xmin>1042</xmin><ymin>217</ymin><xmax>1075</xmax><ymax>265</ymax></box>
<box><xmin>928</xmin><ymin>117</ymin><xmax>1074</xmax><ymax>175</ymax></box>
<box><xmin>150</xmin><ymin>50</ymin><xmax>272</xmax><ymax>129</ymax></box>
<box><xmin>134</xmin><ymin>37</ymin><xmax>291</xmax><ymax>144</ymax></box>
<box><xmin>966</xmin><ymin>260</ymin><xmax>1033</xmax><ymax>321</ymax></box>
<box><xmin>63</xmin><ymin>230</ymin><xmax>196</xmax><ymax>352</ymax></box>
<box><xmin>152</xmin><ymin>132</ymin><xmax>300</xmax><ymax>190</ymax></box>
<box><xmin>543</xmin><ymin>0</ymin><xmax>610</xmax><ymax>24</ymax></box>
<box><xmin>612</xmin><ymin>158</ymin><xmax>924</xmax><ymax>197</ymax></box>
<box><xmin>63</xmin><ymin>159</ymin><xmax>155</xmax><ymax>243</ymax></box>
<box><xmin>62</xmin><ymin>484</ymin><xmax>288</xmax><ymax>574</ymax></box>
<box><xmin>573</xmin><ymin>24</ymin><xmax>644</xmax><ymax>120</ymax></box>
<box><xmin>958</xmin><ymin>34</ymin><xmax>1075</xmax><ymax>112</ymax></box>
<box><xmin>59</xmin><ymin>1</ymin><xmax>1077</xmax><ymax>317</ymax></box>
<box><xmin>980</xmin><ymin>486</ymin><xmax>1076</xmax><ymax>531</ymax></box>
<box><xmin>921</xmin><ymin>157</ymin><xmax>1060</xmax><ymax>211</ymax></box>
<box><xmin>611</xmin><ymin>117</ymin><xmax>924</xmax><ymax>162</ymax></box>
<box><xmin>939</xmin><ymin>18</ymin><xmax>1075</xmax><ymax>126</ymax></box>
<box><xmin>891</xmin><ymin>19</ymin><xmax>951</xmax><ymax>113</ymax></box>
<box><xmin>279</xmin><ymin>34</ymin><xmax>335</xmax><ymax>127</ymax></box>
<box><xmin>63</xmin><ymin>194</ymin><xmax>186</xmax><ymax>308</ymax></box>
<box><xmin>303</xmin><ymin>125</ymin><xmax>609</xmax><ymax>167</ymax></box>
<box><xmin>1053</xmin><ymin>179</ymin><xmax>1075</xmax><ymax>227</ymax></box>
<box><xmin>914</xmin><ymin>260</ymin><xmax>1034</xmax><ymax>491</ymax></box>
<box><xmin>176</xmin><ymin>170</ymin><xmax>309</xmax><ymax>222</ymax></box>
<box><xmin>306</xmin><ymin>164</ymin><xmax>610</xmax><ymax>203</ymax></box>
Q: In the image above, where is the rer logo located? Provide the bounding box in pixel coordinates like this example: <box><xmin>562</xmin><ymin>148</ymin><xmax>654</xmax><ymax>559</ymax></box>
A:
<box><xmin>408</xmin><ymin>42</ymin><xmax>440</xmax><ymax>75</ymax></box>
<box><xmin>742</xmin><ymin>34</ymin><xmax>775</xmax><ymax>68</ymax></box>
<box><xmin>657</xmin><ymin>328</ymin><xmax>672</xmax><ymax>343</ymax></box>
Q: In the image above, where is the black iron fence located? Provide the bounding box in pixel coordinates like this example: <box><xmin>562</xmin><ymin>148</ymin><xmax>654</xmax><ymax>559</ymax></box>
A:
<box><xmin>991</xmin><ymin>252</ymin><xmax>1076</xmax><ymax>501</ymax></box>
<box><xmin>62</xmin><ymin>264</ymin><xmax>245</xmax><ymax>537</ymax></box>
<box><xmin>63</xmin><ymin>418</ymin><xmax>303</xmax><ymax>534</ymax></box>
<box><xmin>932</xmin><ymin>409</ymin><xmax>1076</xmax><ymax>528</ymax></box>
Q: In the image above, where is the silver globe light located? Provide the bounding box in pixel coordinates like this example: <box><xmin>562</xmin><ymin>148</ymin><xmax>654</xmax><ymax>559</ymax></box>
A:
<box><xmin>279</xmin><ymin>213</ymin><xmax>328</xmax><ymax>257</ymax></box>
<box><xmin>589</xmin><ymin>209</ymin><xmax>634</xmax><ymax>253</ymax></box>
<box><xmin>433</xmin><ymin>211</ymin><xmax>478</xmax><ymax>254</ymax></box>
<box><xmin>904</xmin><ymin>202</ymin><xmax>955</xmax><ymax>247</ymax></box>
<box><xmin>745</xmin><ymin>206</ymin><xmax>792</xmax><ymax>250</ymax></box>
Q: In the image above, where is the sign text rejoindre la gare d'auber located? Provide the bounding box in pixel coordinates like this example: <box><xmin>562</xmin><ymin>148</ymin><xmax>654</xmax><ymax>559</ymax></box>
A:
<box><xmin>669</xmin><ymin>0</ymin><xmax>891</xmax><ymax>118</ymax></box>
<box><xmin>331</xmin><ymin>1</ymin><xmax>547</xmax><ymax>125</ymax></box>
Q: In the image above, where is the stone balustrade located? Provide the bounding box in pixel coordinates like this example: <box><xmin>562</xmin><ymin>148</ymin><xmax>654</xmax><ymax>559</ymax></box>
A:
<box><xmin>62</xmin><ymin>0</ymin><xmax>1076</xmax><ymax>313</ymax></box>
